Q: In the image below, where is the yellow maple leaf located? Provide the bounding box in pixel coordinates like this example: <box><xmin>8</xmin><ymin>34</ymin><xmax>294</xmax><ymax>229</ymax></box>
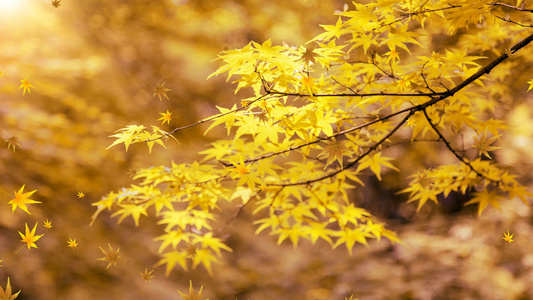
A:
<box><xmin>106</xmin><ymin>125</ymin><xmax>146</xmax><ymax>151</ymax></box>
<box><xmin>153</xmin><ymin>82</ymin><xmax>171</xmax><ymax>101</ymax></box>
<box><xmin>230</xmin><ymin>156</ymin><xmax>250</xmax><ymax>177</ymax></box>
<box><xmin>299</xmin><ymin>45</ymin><xmax>319</xmax><ymax>66</ymax></box>
<box><xmin>357</xmin><ymin>153</ymin><xmax>400</xmax><ymax>181</ymax></box>
<box><xmin>140</xmin><ymin>268</ymin><xmax>155</xmax><ymax>282</ymax></box>
<box><xmin>503</xmin><ymin>230</ymin><xmax>514</xmax><ymax>244</ymax></box>
<box><xmin>18</xmin><ymin>222</ymin><xmax>44</xmax><ymax>250</ymax></box>
<box><xmin>527</xmin><ymin>79</ymin><xmax>533</xmax><ymax>92</ymax></box>
<box><xmin>191</xmin><ymin>248</ymin><xmax>219</xmax><ymax>275</ymax></box>
<box><xmin>97</xmin><ymin>244</ymin><xmax>120</xmax><ymax>268</ymax></box>
<box><xmin>465</xmin><ymin>190</ymin><xmax>502</xmax><ymax>216</ymax></box>
<box><xmin>127</xmin><ymin>167</ymin><xmax>137</xmax><ymax>178</ymax></box>
<box><xmin>155</xmin><ymin>250</ymin><xmax>189</xmax><ymax>275</ymax></box>
<box><xmin>333</xmin><ymin>228</ymin><xmax>372</xmax><ymax>255</ymax></box>
<box><xmin>158</xmin><ymin>110</ymin><xmax>172</xmax><ymax>125</ymax></box>
<box><xmin>192</xmin><ymin>232</ymin><xmax>232</xmax><ymax>257</ymax></box>
<box><xmin>415</xmin><ymin>170</ymin><xmax>433</xmax><ymax>190</ymax></box>
<box><xmin>385</xmin><ymin>47</ymin><xmax>400</xmax><ymax>63</ymax></box>
<box><xmin>406</xmin><ymin>188</ymin><xmax>439</xmax><ymax>212</ymax></box>
<box><xmin>4</xmin><ymin>136</ymin><xmax>21</xmax><ymax>153</ymax></box>
<box><xmin>318</xmin><ymin>138</ymin><xmax>349</xmax><ymax>168</ymax></box>
<box><xmin>182</xmin><ymin>243</ymin><xmax>198</xmax><ymax>257</ymax></box>
<box><xmin>51</xmin><ymin>0</ymin><xmax>61</xmax><ymax>8</ymax></box>
<box><xmin>77</xmin><ymin>191</ymin><xmax>85</xmax><ymax>198</ymax></box>
<box><xmin>111</xmin><ymin>204</ymin><xmax>148</xmax><ymax>226</ymax></box>
<box><xmin>67</xmin><ymin>238</ymin><xmax>78</xmax><ymax>248</ymax></box>
<box><xmin>8</xmin><ymin>185</ymin><xmax>40</xmax><ymax>215</ymax></box>
<box><xmin>312</xmin><ymin>17</ymin><xmax>347</xmax><ymax>41</ymax></box>
<box><xmin>43</xmin><ymin>219</ymin><xmax>52</xmax><ymax>229</ymax></box>
<box><xmin>203</xmin><ymin>104</ymin><xmax>238</xmax><ymax>135</ymax></box>
<box><xmin>0</xmin><ymin>278</ymin><xmax>21</xmax><ymax>300</ymax></box>
<box><xmin>18</xmin><ymin>79</ymin><xmax>33</xmax><ymax>96</ymax></box>
<box><xmin>300</xmin><ymin>75</ymin><xmax>316</xmax><ymax>95</ymax></box>
<box><xmin>177</xmin><ymin>280</ymin><xmax>207</xmax><ymax>300</ymax></box>
<box><xmin>507</xmin><ymin>184</ymin><xmax>532</xmax><ymax>206</ymax></box>
<box><xmin>472</xmin><ymin>129</ymin><xmax>501</xmax><ymax>159</ymax></box>
<box><xmin>303</xmin><ymin>221</ymin><xmax>334</xmax><ymax>245</ymax></box>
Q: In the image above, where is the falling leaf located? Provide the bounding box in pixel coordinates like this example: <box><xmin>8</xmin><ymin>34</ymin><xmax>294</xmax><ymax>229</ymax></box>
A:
<box><xmin>140</xmin><ymin>268</ymin><xmax>155</xmax><ymax>282</ymax></box>
<box><xmin>51</xmin><ymin>0</ymin><xmax>61</xmax><ymax>8</ymax></box>
<box><xmin>18</xmin><ymin>79</ymin><xmax>33</xmax><ymax>96</ymax></box>
<box><xmin>67</xmin><ymin>238</ymin><xmax>78</xmax><ymax>248</ymax></box>
<box><xmin>98</xmin><ymin>244</ymin><xmax>120</xmax><ymax>268</ymax></box>
<box><xmin>153</xmin><ymin>82</ymin><xmax>171</xmax><ymax>101</ymax></box>
<box><xmin>77</xmin><ymin>191</ymin><xmax>85</xmax><ymax>198</ymax></box>
<box><xmin>503</xmin><ymin>230</ymin><xmax>514</xmax><ymax>243</ymax></box>
<box><xmin>4</xmin><ymin>136</ymin><xmax>21</xmax><ymax>153</ymax></box>
<box><xmin>177</xmin><ymin>281</ymin><xmax>206</xmax><ymax>300</ymax></box>
<box><xmin>18</xmin><ymin>223</ymin><xmax>44</xmax><ymax>250</ymax></box>
<box><xmin>0</xmin><ymin>278</ymin><xmax>21</xmax><ymax>300</ymax></box>
<box><xmin>158</xmin><ymin>110</ymin><xmax>172</xmax><ymax>125</ymax></box>
<box><xmin>43</xmin><ymin>219</ymin><xmax>52</xmax><ymax>229</ymax></box>
<box><xmin>8</xmin><ymin>185</ymin><xmax>40</xmax><ymax>215</ymax></box>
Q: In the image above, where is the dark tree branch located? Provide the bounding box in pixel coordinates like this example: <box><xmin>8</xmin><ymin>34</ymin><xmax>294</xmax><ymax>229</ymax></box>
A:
<box><xmin>422</xmin><ymin>108</ymin><xmax>500</xmax><ymax>183</ymax></box>
<box><xmin>264</xmin><ymin>33</ymin><xmax>533</xmax><ymax>187</ymax></box>
<box><xmin>264</xmin><ymin>88</ymin><xmax>445</xmax><ymax>98</ymax></box>
<box><xmin>489</xmin><ymin>2</ymin><xmax>533</xmax><ymax>12</ymax></box>
<box><xmin>265</xmin><ymin>33</ymin><xmax>533</xmax><ymax>102</ymax></box>
<box><xmin>493</xmin><ymin>15</ymin><xmax>533</xmax><ymax>27</ymax></box>
<box><xmin>418</xmin><ymin>32</ymin><xmax>533</xmax><ymax>109</ymax></box>
<box><xmin>373</xmin><ymin>4</ymin><xmax>461</xmax><ymax>32</ymax></box>
<box><xmin>239</xmin><ymin>105</ymin><xmax>417</xmax><ymax>165</ymax></box>
<box><xmin>268</xmin><ymin>110</ymin><xmax>415</xmax><ymax>187</ymax></box>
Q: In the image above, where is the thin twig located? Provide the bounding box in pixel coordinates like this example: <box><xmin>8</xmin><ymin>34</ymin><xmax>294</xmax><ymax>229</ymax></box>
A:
<box><xmin>213</xmin><ymin>191</ymin><xmax>260</xmax><ymax>237</ymax></box>
<box><xmin>240</xmin><ymin>105</ymin><xmax>418</xmax><ymax>165</ymax></box>
<box><xmin>268</xmin><ymin>110</ymin><xmax>415</xmax><ymax>187</ymax></box>
<box><xmin>493</xmin><ymin>15</ymin><xmax>533</xmax><ymax>27</ymax></box>
<box><xmin>489</xmin><ymin>2</ymin><xmax>533</xmax><ymax>12</ymax></box>
<box><xmin>422</xmin><ymin>108</ymin><xmax>500</xmax><ymax>183</ymax></box>
<box><xmin>144</xmin><ymin>93</ymin><xmax>272</xmax><ymax>142</ymax></box>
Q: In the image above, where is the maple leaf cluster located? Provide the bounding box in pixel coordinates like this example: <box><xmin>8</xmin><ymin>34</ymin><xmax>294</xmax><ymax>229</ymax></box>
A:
<box><xmin>98</xmin><ymin>0</ymin><xmax>533</xmax><ymax>284</ymax></box>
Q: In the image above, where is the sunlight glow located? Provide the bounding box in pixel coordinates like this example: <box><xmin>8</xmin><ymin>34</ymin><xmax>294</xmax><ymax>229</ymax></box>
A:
<box><xmin>0</xmin><ymin>0</ymin><xmax>22</xmax><ymax>11</ymax></box>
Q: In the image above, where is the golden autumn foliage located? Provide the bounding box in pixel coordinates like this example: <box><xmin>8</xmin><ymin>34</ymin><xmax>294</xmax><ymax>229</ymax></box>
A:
<box><xmin>102</xmin><ymin>0</ymin><xmax>533</xmax><ymax>280</ymax></box>
<box><xmin>3</xmin><ymin>0</ymin><xmax>533</xmax><ymax>299</ymax></box>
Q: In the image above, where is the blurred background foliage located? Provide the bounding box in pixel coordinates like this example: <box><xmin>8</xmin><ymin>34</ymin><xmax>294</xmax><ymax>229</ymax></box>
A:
<box><xmin>0</xmin><ymin>0</ymin><xmax>533</xmax><ymax>299</ymax></box>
